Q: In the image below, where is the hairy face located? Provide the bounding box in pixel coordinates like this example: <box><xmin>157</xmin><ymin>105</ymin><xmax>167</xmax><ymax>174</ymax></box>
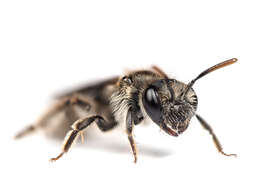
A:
<box><xmin>142</xmin><ymin>79</ymin><xmax>198</xmax><ymax>136</ymax></box>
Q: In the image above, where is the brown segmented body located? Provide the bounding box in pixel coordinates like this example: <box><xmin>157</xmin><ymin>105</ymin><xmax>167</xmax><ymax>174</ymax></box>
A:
<box><xmin>15</xmin><ymin>59</ymin><xmax>237</xmax><ymax>162</ymax></box>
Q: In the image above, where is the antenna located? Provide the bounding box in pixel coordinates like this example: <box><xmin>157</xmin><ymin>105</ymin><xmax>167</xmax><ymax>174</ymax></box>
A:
<box><xmin>183</xmin><ymin>58</ymin><xmax>237</xmax><ymax>97</ymax></box>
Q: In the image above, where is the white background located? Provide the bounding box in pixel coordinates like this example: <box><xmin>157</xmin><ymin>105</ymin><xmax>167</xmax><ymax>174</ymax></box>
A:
<box><xmin>0</xmin><ymin>0</ymin><xmax>252</xmax><ymax>189</ymax></box>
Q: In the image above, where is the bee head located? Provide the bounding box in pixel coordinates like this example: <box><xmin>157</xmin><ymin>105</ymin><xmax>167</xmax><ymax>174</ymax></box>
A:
<box><xmin>142</xmin><ymin>79</ymin><xmax>197</xmax><ymax>136</ymax></box>
<box><xmin>142</xmin><ymin>58</ymin><xmax>237</xmax><ymax>136</ymax></box>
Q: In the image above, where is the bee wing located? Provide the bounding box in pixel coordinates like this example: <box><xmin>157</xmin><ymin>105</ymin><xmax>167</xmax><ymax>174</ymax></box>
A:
<box><xmin>54</xmin><ymin>76</ymin><xmax>119</xmax><ymax>99</ymax></box>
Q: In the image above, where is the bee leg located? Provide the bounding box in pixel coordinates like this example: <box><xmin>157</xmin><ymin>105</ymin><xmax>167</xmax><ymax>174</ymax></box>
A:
<box><xmin>151</xmin><ymin>65</ymin><xmax>169</xmax><ymax>79</ymax></box>
<box><xmin>50</xmin><ymin>115</ymin><xmax>116</xmax><ymax>162</ymax></box>
<box><xmin>14</xmin><ymin>125</ymin><xmax>37</xmax><ymax>139</ymax></box>
<box><xmin>14</xmin><ymin>94</ymin><xmax>90</xmax><ymax>139</ymax></box>
<box><xmin>196</xmin><ymin>114</ymin><xmax>237</xmax><ymax>157</ymax></box>
<box><xmin>126</xmin><ymin>108</ymin><xmax>138</xmax><ymax>163</ymax></box>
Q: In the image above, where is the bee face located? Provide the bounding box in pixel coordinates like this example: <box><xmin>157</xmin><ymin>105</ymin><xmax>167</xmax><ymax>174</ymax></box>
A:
<box><xmin>142</xmin><ymin>79</ymin><xmax>198</xmax><ymax>136</ymax></box>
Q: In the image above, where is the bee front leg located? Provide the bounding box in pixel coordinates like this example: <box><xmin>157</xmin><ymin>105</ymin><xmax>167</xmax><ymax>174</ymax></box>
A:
<box><xmin>126</xmin><ymin>108</ymin><xmax>138</xmax><ymax>163</ymax></box>
<box><xmin>196</xmin><ymin>114</ymin><xmax>237</xmax><ymax>157</ymax></box>
<box><xmin>151</xmin><ymin>65</ymin><xmax>169</xmax><ymax>79</ymax></box>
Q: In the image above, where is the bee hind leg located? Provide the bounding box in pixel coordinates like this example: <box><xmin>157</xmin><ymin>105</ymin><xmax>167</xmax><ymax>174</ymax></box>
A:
<box><xmin>14</xmin><ymin>94</ymin><xmax>91</xmax><ymax>139</ymax></box>
<box><xmin>14</xmin><ymin>125</ymin><xmax>37</xmax><ymax>139</ymax></box>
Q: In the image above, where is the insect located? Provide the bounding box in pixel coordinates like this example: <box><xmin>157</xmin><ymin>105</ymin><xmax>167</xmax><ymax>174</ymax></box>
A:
<box><xmin>15</xmin><ymin>58</ymin><xmax>237</xmax><ymax>163</ymax></box>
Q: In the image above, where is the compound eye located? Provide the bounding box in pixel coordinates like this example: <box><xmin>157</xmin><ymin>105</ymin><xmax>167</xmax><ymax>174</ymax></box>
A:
<box><xmin>143</xmin><ymin>87</ymin><xmax>162</xmax><ymax>124</ymax></box>
<box><xmin>145</xmin><ymin>87</ymin><xmax>159</xmax><ymax>106</ymax></box>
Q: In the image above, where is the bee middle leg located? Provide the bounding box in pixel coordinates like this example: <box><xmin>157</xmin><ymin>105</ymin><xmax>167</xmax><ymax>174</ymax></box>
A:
<box><xmin>196</xmin><ymin>114</ymin><xmax>237</xmax><ymax>157</ymax></box>
<box><xmin>50</xmin><ymin>115</ymin><xmax>116</xmax><ymax>161</ymax></box>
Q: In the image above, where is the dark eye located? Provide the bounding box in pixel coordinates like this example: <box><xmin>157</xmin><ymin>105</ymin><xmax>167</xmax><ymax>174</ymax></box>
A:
<box><xmin>145</xmin><ymin>87</ymin><xmax>159</xmax><ymax>105</ymax></box>
<box><xmin>143</xmin><ymin>87</ymin><xmax>162</xmax><ymax>124</ymax></box>
<box><xmin>122</xmin><ymin>76</ymin><xmax>133</xmax><ymax>85</ymax></box>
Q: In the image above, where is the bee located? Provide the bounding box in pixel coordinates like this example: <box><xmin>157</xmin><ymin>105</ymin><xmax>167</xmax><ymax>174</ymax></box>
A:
<box><xmin>15</xmin><ymin>58</ymin><xmax>237</xmax><ymax>163</ymax></box>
